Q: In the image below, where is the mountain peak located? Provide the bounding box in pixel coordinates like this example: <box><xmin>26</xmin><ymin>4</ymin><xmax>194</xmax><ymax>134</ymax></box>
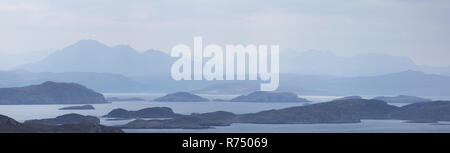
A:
<box><xmin>21</xmin><ymin>39</ymin><xmax>174</xmax><ymax>75</ymax></box>
<box><xmin>67</xmin><ymin>39</ymin><xmax>108</xmax><ymax>50</ymax></box>
<box><xmin>75</xmin><ymin>39</ymin><xmax>102</xmax><ymax>45</ymax></box>
<box><xmin>113</xmin><ymin>44</ymin><xmax>133</xmax><ymax>50</ymax></box>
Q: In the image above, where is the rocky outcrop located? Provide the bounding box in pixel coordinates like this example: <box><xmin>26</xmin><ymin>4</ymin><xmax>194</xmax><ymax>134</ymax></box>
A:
<box><xmin>103</xmin><ymin>107</ymin><xmax>181</xmax><ymax>118</ymax></box>
<box><xmin>230</xmin><ymin>91</ymin><xmax>310</xmax><ymax>102</ymax></box>
<box><xmin>154</xmin><ymin>92</ymin><xmax>209</xmax><ymax>102</ymax></box>
<box><xmin>392</xmin><ymin>101</ymin><xmax>450</xmax><ymax>122</ymax></box>
<box><xmin>118</xmin><ymin>111</ymin><xmax>236</xmax><ymax>129</ymax></box>
<box><xmin>25</xmin><ymin>113</ymin><xmax>100</xmax><ymax>125</ymax></box>
<box><xmin>0</xmin><ymin>114</ymin><xmax>123</xmax><ymax>133</ymax></box>
<box><xmin>0</xmin><ymin>81</ymin><xmax>108</xmax><ymax>105</ymax></box>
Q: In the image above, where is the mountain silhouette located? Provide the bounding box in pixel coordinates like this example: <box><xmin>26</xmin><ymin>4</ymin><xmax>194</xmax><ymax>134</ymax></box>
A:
<box><xmin>21</xmin><ymin>39</ymin><xmax>175</xmax><ymax>76</ymax></box>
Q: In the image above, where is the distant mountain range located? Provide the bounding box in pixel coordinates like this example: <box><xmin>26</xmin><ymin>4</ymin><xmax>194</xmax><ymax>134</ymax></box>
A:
<box><xmin>0</xmin><ymin>39</ymin><xmax>447</xmax><ymax>96</ymax></box>
<box><xmin>196</xmin><ymin>70</ymin><xmax>450</xmax><ymax>96</ymax></box>
<box><xmin>280</xmin><ymin>50</ymin><xmax>450</xmax><ymax>76</ymax></box>
<box><xmin>12</xmin><ymin>39</ymin><xmax>450</xmax><ymax>78</ymax></box>
<box><xmin>1</xmin><ymin>70</ymin><xmax>450</xmax><ymax>96</ymax></box>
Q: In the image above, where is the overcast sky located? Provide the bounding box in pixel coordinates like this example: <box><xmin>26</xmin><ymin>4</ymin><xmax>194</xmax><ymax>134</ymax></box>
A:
<box><xmin>1</xmin><ymin>0</ymin><xmax>449</xmax><ymax>67</ymax></box>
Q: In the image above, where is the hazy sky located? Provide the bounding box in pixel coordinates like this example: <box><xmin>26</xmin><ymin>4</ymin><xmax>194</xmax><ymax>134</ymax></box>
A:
<box><xmin>1</xmin><ymin>0</ymin><xmax>449</xmax><ymax>67</ymax></box>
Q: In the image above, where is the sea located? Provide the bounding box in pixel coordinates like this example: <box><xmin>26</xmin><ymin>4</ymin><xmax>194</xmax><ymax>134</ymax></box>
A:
<box><xmin>1</xmin><ymin>93</ymin><xmax>450</xmax><ymax>133</ymax></box>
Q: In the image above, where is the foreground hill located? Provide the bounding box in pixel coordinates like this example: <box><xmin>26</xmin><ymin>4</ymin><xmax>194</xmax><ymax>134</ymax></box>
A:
<box><xmin>118</xmin><ymin>111</ymin><xmax>237</xmax><ymax>129</ymax></box>
<box><xmin>0</xmin><ymin>114</ymin><xmax>123</xmax><ymax>133</ymax></box>
<box><xmin>392</xmin><ymin>101</ymin><xmax>450</xmax><ymax>122</ymax></box>
<box><xmin>0</xmin><ymin>81</ymin><xmax>108</xmax><ymax>105</ymax></box>
<box><xmin>114</xmin><ymin>99</ymin><xmax>396</xmax><ymax>129</ymax></box>
<box><xmin>115</xmin><ymin>99</ymin><xmax>450</xmax><ymax>129</ymax></box>
<box><xmin>25</xmin><ymin>114</ymin><xmax>100</xmax><ymax>125</ymax></box>
<box><xmin>103</xmin><ymin>107</ymin><xmax>181</xmax><ymax>118</ymax></box>
<box><xmin>237</xmin><ymin>99</ymin><xmax>397</xmax><ymax>124</ymax></box>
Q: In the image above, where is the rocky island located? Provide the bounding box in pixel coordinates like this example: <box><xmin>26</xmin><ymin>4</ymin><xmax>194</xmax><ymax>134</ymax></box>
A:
<box><xmin>103</xmin><ymin>107</ymin><xmax>181</xmax><ymax>118</ymax></box>
<box><xmin>59</xmin><ymin>105</ymin><xmax>95</xmax><ymax>110</ymax></box>
<box><xmin>154</xmin><ymin>92</ymin><xmax>209</xmax><ymax>102</ymax></box>
<box><xmin>230</xmin><ymin>91</ymin><xmax>310</xmax><ymax>102</ymax></box>
<box><xmin>0</xmin><ymin>81</ymin><xmax>108</xmax><ymax>105</ymax></box>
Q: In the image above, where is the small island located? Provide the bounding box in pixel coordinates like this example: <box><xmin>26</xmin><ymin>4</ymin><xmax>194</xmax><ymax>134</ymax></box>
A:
<box><xmin>230</xmin><ymin>91</ymin><xmax>310</xmax><ymax>102</ymax></box>
<box><xmin>59</xmin><ymin>105</ymin><xmax>95</xmax><ymax>110</ymax></box>
<box><xmin>153</xmin><ymin>92</ymin><xmax>209</xmax><ymax>102</ymax></box>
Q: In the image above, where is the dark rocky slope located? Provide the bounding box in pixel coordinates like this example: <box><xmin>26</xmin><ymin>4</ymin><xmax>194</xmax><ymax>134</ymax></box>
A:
<box><xmin>236</xmin><ymin>99</ymin><xmax>397</xmax><ymax>124</ymax></box>
<box><xmin>25</xmin><ymin>113</ymin><xmax>100</xmax><ymax>125</ymax></box>
<box><xmin>0</xmin><ymin>114</ymin><xmax>123</xmax><ymax>133</ymax></box>
<box><xmin>392</xmin><ymin>101</ymin><xmax>450</xmax><ymax>122</ymax></box>
<box><xmin>115</xmin><ymin>99</ymin><xmax>403</xmax><ymax>129</ymax></box>
<box><xmin>112</xmin><ymin>99</ymin><xmax>450</xmax><ymax>129</ymax></box>
<box><xmin>103</xmin><ymin>107</ymin><xmax>181</xmax><ymax>118</ymax></box>
<box><xmin>118</xmin><ymin>111</ymin><xmax>236</xmax><ymax>129</ymax></box>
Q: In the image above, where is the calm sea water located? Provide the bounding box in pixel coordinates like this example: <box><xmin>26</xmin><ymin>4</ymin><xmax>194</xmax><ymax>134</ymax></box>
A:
<box><xmin>0</xmin><ymin>93</ymin><xmax>449</xmax><ymax>133</ymax></box>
